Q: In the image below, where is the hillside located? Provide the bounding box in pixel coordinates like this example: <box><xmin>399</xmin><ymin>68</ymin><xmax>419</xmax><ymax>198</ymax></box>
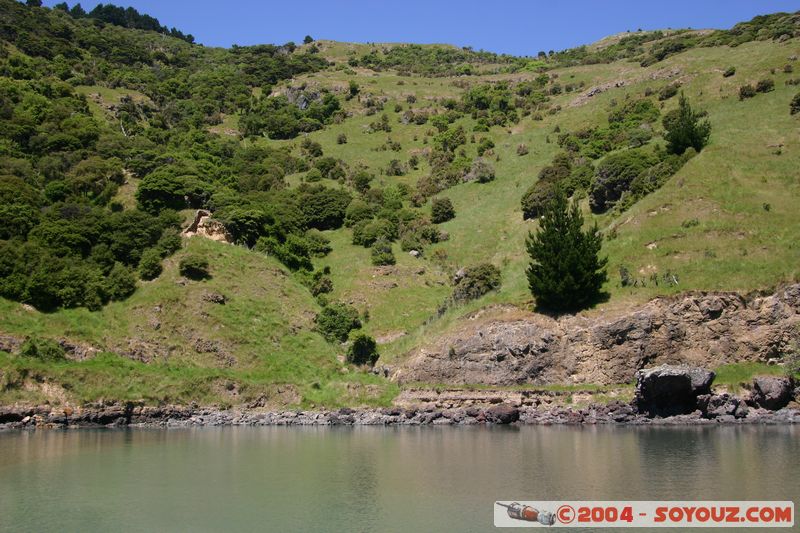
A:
<box><xmin>0</xmin><ymin>1</ymin><xmax>799</xmax><ymax>408</ymax></box>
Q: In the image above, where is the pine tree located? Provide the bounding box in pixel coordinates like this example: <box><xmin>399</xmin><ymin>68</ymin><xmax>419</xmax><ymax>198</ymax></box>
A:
<box><xmin>526</xmin><ymin>189</ymin><xmax>608</xmax><ymax>312</ymax></box>
<box><xmin>662</xmin><ymin>92</ymin><xmax>711</xmax><ymax>155</ymax></box>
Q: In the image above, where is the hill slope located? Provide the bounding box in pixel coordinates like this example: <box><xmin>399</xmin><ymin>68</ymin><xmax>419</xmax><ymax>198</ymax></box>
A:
<box><xmin>0</xmin><ymin>2</ymin><xmax>799</xmax><ymax>408</ymax></box>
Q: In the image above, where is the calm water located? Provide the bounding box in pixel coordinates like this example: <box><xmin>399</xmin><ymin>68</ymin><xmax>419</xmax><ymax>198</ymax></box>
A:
<box><xmin>0</xmin><ymin>426</ymin><xmax>797</xmax><ymax>532</ymax></box>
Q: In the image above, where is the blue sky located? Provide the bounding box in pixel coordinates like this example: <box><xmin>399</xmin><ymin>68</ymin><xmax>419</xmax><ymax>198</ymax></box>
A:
<box><xmin>42</xmin><ymin>0</ymin><xmax>800</xmax><ymax>55</ymax></box>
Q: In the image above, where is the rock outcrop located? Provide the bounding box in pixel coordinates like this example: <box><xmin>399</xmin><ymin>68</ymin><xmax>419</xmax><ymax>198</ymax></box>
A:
<box><xmin>395</xmin><ymin>284</ymin><xmax>800</xmax><ymax>386</ymax></box>
<box><xmin>633</xmin><ymin>365</ymin><xmax>714</xmax><ymax>417</ymax></box>
<box><xmin>182</xmin><ymin>210</ymin><xmax>233</xmax><ymax>243</ymax></box>
<box><xmin>749</xmin><ymin>376</ymin><xmax>795</xmax><ymax>410</ymax></box>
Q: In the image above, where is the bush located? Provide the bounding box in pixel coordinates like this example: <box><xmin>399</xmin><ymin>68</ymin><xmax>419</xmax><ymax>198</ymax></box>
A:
<box><xmin>20</xmin><ymin>337</ymin><xmax>65</xmax><ymax>362</ymax></box>
<box><xmin>465</xmin><ymin>158</ymin><xmax>495</xmax><ymax>183</ymax></box>
<box><xmin>755</xmin><ymin>78</ymin><xmax>775</xmax><ymax>93</ymax></box>
<box><xmin>315</xmin><ymin>302</ymin><xmax>361</xmax><ymax>342</ymax></box>
<box><xmin>521</xmin><ymin>180</ymin><xmax>557</xmax><ymax>220</ymax></box>
<box><xmin>658</xmin><ymin>83</ymin><xmax>679</xmax><ymax>101</ymax></box>
<box><xmin>739</xmin><ymin>84</ymin><xmax>756</xmax><ymax>100</ymax></box>
<box><xmin>305</xmin><ymin>168</ymin><xmax>323</xmax><ymax>182</ymax></box>
<box><xmin>138</xmin><ymin>248</ymin><xmax>163</xmax><ymax>280</ymax></box>
<box><xmin>453</xmin><ymin>263</ymin><xmax>501</xmax><ymax>302</ymax></box>
<box><xmin>661</xmin><ymin>93</ymin><xmax>711</xmax><ymax>155</ymax></box>
<box><xmin>589</xmin><ymin>149</ymin><xmax>657</xmax><ymax>213</ymax></box>
<box><xmin>431</xmin><ymin>197</ymin><xmax>455</xmax><ymax>223</ymax></box>
<box><xmin>385</xmin><ymin>159</ymin><xmax>405</xmax><ymax>176</ymax></box>
<box><xmin>337</xmin><ymin>133</ymin><xmax>347</xmax><ymax>144</ymax></box>
<box><xmin>370</xmin><ymin>239</ymin><xmax>396</xmax><ymax>266</ymax></box>
<box><xmin>791</xmin><ymin>92</ymin><xmax>800</xmax><ymax>115</ymax></box>
<box><xmin>352</xmin><ymin>218</ymin><xmax>398</xmax><ymax>247</ymax></box>
<box><xmin>179</xmin><ymin>254</ymin><xmax>210</xmax><ymax>280</ymax></box>
<box><xmin>526</xmin><ymin>189</ymin><xmax>607</xmax><ymax>312</ymax></box>
<box><xmin>105</xmin><ymin>263</ymin><xmax>137</xmax><ymax>301</ymax></box>
<box><xmin>344</xmin><ymin>199</ymin><xmax>375</xmax><ymax>227</ymax></box>
<box><xmin>723</xmin><ymin>66</ymin><xmax>736</xmax><ymax>77</ymax></box>
<box><xmin>517</xmin><ymin>144</ymin><xmax>529</xmax><ymax>156</ymax></box>
<box><xmin>347</xmin><ymin>334</ymin><xmax>379</xmax><ymax>366</ymax></box>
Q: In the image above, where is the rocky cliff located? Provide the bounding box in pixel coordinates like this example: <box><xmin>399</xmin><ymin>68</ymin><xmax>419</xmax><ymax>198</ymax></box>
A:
<box><xmin>394</xmin><ymin>284</ymin><xmax>800</xmax><ymax>386</ymax></box>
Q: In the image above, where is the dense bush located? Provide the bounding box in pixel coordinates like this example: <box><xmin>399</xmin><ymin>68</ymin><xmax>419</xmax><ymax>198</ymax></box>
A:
<box><xmin>138</xmin><ymin>248</ymin><xmax>164</xmax><ymax>280</ymax></box>
<box><xmin>431</xmin><ymin>198</ymin><xmax>455</xmax><ymax>223</ymax></box>
<box><xmin>657</xmin><ymin>83</ymin><xmax>680</xmax><ymax>101</ymax></box>
<box><xmin>739</xmin><ymin>84</ymin><xmax>756</xmax><ymax>100</ymax></box>
<box><xmin>19</xmin><ymin>336</ymin><xmax>65</xmax><ymax>361</ymax></box>
<box><xmin>453</xmin><ymin>263</ymin><xmax>501</xmax><ymax>302</ymax></box>
<box><xmin>755</xmin><ymin>78</ymin><xmax>775</xmax><ymax>93</ymax></box>
<box><xmin>370</xmin><ymin>239</ymin><xmax>396</xmax><ymax>266</ymax></box>
<box><xmin>526</xmin><ymin>190</ymin><xmax>607</xmax><ymax>312</ymax></box>
<box><xmin>465</xmin><ymin>158</ymin><xmax>495</xmax><ymax>183</ymax></box>
<box><xmin>589</xmin><ymin>149</ymin><xmax>658</xmax><ymax>213</ymax></box>
<box><xmin>315</xmin><ymin>302</ymin><xmax>361</xmax><ymax>343</ymax></box>
<box><xmin>662</xmin><ymin>94</ymin><xmax>711</xmax><ymax>155</ymax></box>
<box><xmin>791</xmin><ymin>92</ymin><xmax>800</xmax><ymax>115</ymax></box>
<box><xmin>723</xmin><ymin>66</ymin><xmax>736</xmax><ymax>77</ymax></box>
<box><xmin>347</xmin><ymin>334</ymin><xmax>379</xmax><ymax>366</ymax></box>
<box><xmin>179</xmin><ymin>254</ymin><xmax>210</xmax><ymax>280</ymax></box>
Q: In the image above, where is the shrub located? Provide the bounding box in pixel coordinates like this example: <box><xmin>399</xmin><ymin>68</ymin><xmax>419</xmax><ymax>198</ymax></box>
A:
<box><xmin>138</xmin><ymin>248</ymin><xmax>163</xmax><ymax>280</ymax></box>
<box><xmin>723</xmin><ymin>66</ymin><xmax>736</xmax><ymax>77</ymax></box>
<box><xmin>477</xmin><ymin>138</ymin><xmax>495</xmax><ymax>156</ymax></box>
<box><xmin>791</xmin><ymin>92</ymin><xmax>800</xmax><ymax>115</ymax></box>
<box><xmin>453</xmin><ymin>263</ymin><xmax>501</xmax><ymax>302</ymax></box>
<box><xmin>352</xmin><ymin>218</ymin><xmax>398</xmax><ymax>247</ymax></box>
<box><xmin>589</xmin><ymin>149</ymin><xmax>658</xmax><ymax>213</ymax></box>
<box><xmin>431</xmin><ymin>197</ymin><xmax>455</xmax><ymax>223</ymax></box>
<box><xmin>385</xmin><ymin>159</ymin><xmax>405</xmax><ymax>176</ymax></box>
<box><xmin>315</xmin><ymin>302</ymin><xmax>361</xmax><ymax>342</ymax></box>
<box><xmin>526</xmin><ymin>189</ymin><xmax>608</xmax><ymax>312</ymax></box>
<box><xmin>739</xmin><ymin>84</ymin><xmax>756</xmax><ymax>100</ymax></box>
<box><xmin>347</xmin><ymin>334</ymin><xmax>379</xmax><ymax>366</ymax></box>
<box><xmin>304</xmin><ymin>229</ymin><xmax>332</xmax><ymax>257</ymax></box>
<box><xmin>105</xmin><ymin>263</ymin><xmax>137</xmax><ymax>300</ymax></box>
<box><xmin>179</xmin><ymin>254</ymin><xmax>210</xmax><ymax>280</ymax></box>
<box><xmin>370</xmin><ymin>239</ymin><xmax>396</xmax><ymax>266</ymax></box>
<box><xmin>336</xmin><ymin>133</ymin><xmax>347</xmax><ymax>144</ymax></box>
<box><xmin>344</xmin><ymin>199</ymin><xmax>375</xmax><ymax>227</ymax></box>
<box><xmin>521</xmin><ymin>180</ymin><xmax>557</xmax><ymax>220</ymax></box>
<box><xmin>658</xmin><ymin>83</ymin><xmax>679</xmax><ymax>101</ymax></box>
<box><xmin>755</xmin><ymin>78</ymin><xmax>775</xmax><ymax>93</ymax></box>
<box><xmin>465</xmin><ymin>158</ymin><xmax>495</xmax><ymax>183</ymax></box>
<box><xmin>305</xmin><ymin>168</ymin><xmax>323</xmax><ymax>182</ymax></box>
<box><xmin>20</xmin><ymin>337</ymin><xmax>65</xmax><ymax>362</ymax></box>
<box><xmin>661</xmin><ymin>93</ymin><xmax>711</xmax><ymax>155</ymax></box>
<box><xmin>517</xmin><ymin>144</ymin><xmax>529</xmax><ymax>156</ymax></box>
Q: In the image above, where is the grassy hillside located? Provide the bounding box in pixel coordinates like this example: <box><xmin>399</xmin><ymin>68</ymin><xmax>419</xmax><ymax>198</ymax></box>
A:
<box><xmin>1</xmin><ymin>2</ymin><xmax>798</xmax><ymax>407</ymax></box>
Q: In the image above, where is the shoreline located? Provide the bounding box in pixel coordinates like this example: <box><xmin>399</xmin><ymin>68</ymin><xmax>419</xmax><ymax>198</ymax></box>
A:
<box><xmin>2</xmin><ymin>401</ymin><xmax>799</xmax><ymax>429</ymax></box>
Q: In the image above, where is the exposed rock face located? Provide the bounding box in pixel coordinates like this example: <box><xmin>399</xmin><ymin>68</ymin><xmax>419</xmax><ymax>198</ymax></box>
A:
<box><xmin>182</xmin><ymin>210</ymin><xmax>233</xmax><ymax>243</ymax></box>
<box><xmin>750</xmin><ymin>376</ymin><xmax>795</xmax><ymax>410</ymax></box>
<box><xmin>697</xmin><ymin>393</ymin><xmax>749</xmax><ymax>419</ymax></box>
<box><xmin>633</xmin><ymin>365</ymin><xmax>714</xmax><ymax>417</ymax></box>
<box><xmin>395</xmin><ymin>284</ymin><xmax>800</xmax><ymax>386</ymax></box>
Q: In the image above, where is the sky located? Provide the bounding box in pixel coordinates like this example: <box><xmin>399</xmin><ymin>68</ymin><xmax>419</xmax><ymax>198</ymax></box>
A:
<box><xmin>41</xmin><ymin>0</ymin><xmax>800</xmax><ymax>56</ymax></box>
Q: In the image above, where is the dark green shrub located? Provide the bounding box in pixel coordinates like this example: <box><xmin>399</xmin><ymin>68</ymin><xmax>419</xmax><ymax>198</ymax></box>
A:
<box><xmin>431</xmin><ymin>198</ymin><xmax>455</xmax><ymax>223</ymax></box>
<box><xmin>305</xmin><ymin>168</ymin><xmax>323</xmax><ymax>182</ymax></box>
<box><xmin>521</xmin><ymin>180</ymin><xmax>557</xmax><ymax>220</ymax></box>
<box><xmin>344</xmin><ymin>199</ymin><xmax>375</xmax><ymax>227</ymax></box>
<box><xmin>791</xmin><ymin>92</ymin><xmax>800</xmax><ymax>115</ymax></box>
<box><xmin>370</xmin><ymin>239</ymin><xmax>396</xmax><ymax>266</ymax></box>
<box><xmin>526</xmin><ymin>190</ymin><xmax>607</xmax><ymax>312</ymax></box>
<box><xmin>105</xmin><ymin>263</ymin><xmax>137</xmax><ymax>300</ymax></box>
<box><xmin>477</xmin><ymin>138</ymin><xmax>495</xmax><ymax>156</ymax></box>
<box><xmin>589</xmin><ymin>149</ymin><xmax>658</xmax><ymax>213</ymax></box>
<box><xmin>315</xmin><ymin>302</ymin><xmax>361</xmax><ymax>342</ymax></box>
<box><xmin>658</xmin><ymin>83</ymin><xmax>679</xmax><ymax>101</ymax></box>
<box><xmin>304</xmin><ymin>229</ymin><xmax>332</xmax><ymax>257</ymax></box>
<box><xmin>20</xmin><ymin>337</ymin><xmax>65</xmax><ymax>362</ymax></box>
<box><xmin>337</xmin><ymin>133</ymin><xmax>347</xmax><ymax>144</ymax></box>
<box><xmin>347</xmin><ymin>334</ymin><xmax>379</xmax><ymax>366</ymax></box>
<box><xmin>179</xmin><ymin>254</ymin><xmax>210</xmax><ymax>280</ymax></box>
<box><xmin>138</xmin><ymin>248</ymin><xmax>163</xmax><ymax>280</ymax></box>
<box><xmin>739</xmin><ymin>84</ymin><xmax>756</xmax><ymax>100</ymax></box>
<box><xmin>156</xmin><ymin>228</ymin><xmax>183</xmax><ymax>257</ymax></box>
<box><xmin>661</xmin><ymin>93</ymin><xmax>711</xmax><ymax>155</ymax></box>
<box><xmin>352</xmin><ymin>218</ymin><xmax>398</xmax><ymax>247</ymax></box>
<box><xmin>723</xmin><ymin>66</ymin><xmax>736</xmax><ymax>77</ymax></box>
<box><xmin>386</xmin><ymin>159</ymin><xmax>405</xmax><ymax>176</ymax></box>
<box><xmin>755</xmin><ymin>78</ymin><xmax>775</xmax><ymax>93</ymax></box>
<box><xmin>453</xmin><ymin>263</ymin><xmax>501</xmax><ymax>302</ymax></box>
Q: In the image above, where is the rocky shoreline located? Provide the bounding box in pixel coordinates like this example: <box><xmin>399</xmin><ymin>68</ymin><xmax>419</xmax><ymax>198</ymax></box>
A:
<box><xmin>2</xmin><ymin>365</ymin><xmax>797</xmax><ymax>430</ymax></box>
<box><xmin>1</xmin><ymin>402</ymin><xmax>799</xmax><ymax>430</ymax></box>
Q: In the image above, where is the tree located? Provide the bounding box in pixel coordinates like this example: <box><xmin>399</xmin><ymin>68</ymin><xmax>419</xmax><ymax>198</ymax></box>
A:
<box><xmin>662</xmin><ymin>93</ymin><xmax>711</xmax><ymax>155</ymax></box>
<box><xmin>303</xmin><ymin>35</ymin><xmax>314</xmax><ymax>44</ymax></box>
<box><xmin>431</xmin><ymin>197</ymin><xmax>455</xmax><ymax>223</ymax></box>
<box><xmin>526</xmin><ymin>189</ymin><xmax>607</xmax><ymax>312</ymax></box>
<box><xmin>347</xmin><ymin>334</ymin><xmax>379</xmax><ymax>366</ymax></box>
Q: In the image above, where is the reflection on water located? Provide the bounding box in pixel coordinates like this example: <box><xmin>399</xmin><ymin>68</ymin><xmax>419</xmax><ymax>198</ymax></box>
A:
<box><xmin>0</xmin><ymin>426</ymin><xmax>797</xmax><ymax>532</ymax></box>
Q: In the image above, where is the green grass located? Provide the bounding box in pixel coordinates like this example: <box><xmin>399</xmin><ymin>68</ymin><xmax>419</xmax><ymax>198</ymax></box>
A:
<box><xmin>713</xmin><ymin>362</ymin><xmax>794</xmax><ymax>393</ymax></box>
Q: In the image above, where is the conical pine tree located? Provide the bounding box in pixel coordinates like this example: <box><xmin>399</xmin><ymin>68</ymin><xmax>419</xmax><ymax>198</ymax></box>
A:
<box><xmin>526</xmin><ymin>189</ymin><xmax>608</xmax><ymax>311</ymax></box>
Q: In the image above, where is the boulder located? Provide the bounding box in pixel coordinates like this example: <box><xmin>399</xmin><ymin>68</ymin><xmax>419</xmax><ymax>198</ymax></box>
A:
<box><xmin>697</xmin><ymin>393</ymin><xmax>748</xmax><ymax>419</ymax></box>
<box><xmin>634</xmin><ymin>365</ymin><xmax>715</xmax><ymax>417</ymax></box>
<box><xmin>485</xmin><ymin>404</ymin><xmax>520</xmax><ymax>424</ymax></box>
<box><xmin>750</xmin><ymin>376</ymin><xmax>794</xmax><ymax>410</ymax></box>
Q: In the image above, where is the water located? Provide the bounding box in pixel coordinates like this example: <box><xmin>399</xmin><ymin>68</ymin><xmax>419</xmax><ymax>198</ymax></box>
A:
<box><xmin>0</xmin><ymin>426</ymin><xmax>797</xmax><ymax>532</ymax></box>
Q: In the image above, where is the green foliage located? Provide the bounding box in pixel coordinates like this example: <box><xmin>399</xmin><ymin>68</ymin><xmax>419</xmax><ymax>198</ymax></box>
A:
<box><xmin>370</xmin><ymin>239</ymin><xmax>396</xmax><ymax>266</ymax></box>
<box><xmin>723</xmin><ymin>66</ymin><xmax>736</xmax><ymax>77</ymax></box>
<box><xmin>19</xmin><ymin>336</ymin><xmax>65</xmax><ymax>361</ymax></box>
<box><xmin>589</xmin><ymin>148</ymin><xmax>659</xmax><ymax>213</ymax></box>
<box><xmin>105</xmin><ymin>262</ymin><xmax>137</xmax><ymax>300</ymax></box>
<box><xmin>657</xmin><ymin>83</ymin><xmax>680</xmax><ymax>101</ymax></box>
<box><xmin>662</xmin><ymin>93</ymin><xmax>711</xmax><ymax>155</ymax></box>
<box><xmin>315</xmin><ymin>302</ymin><xmax>361</xmax><ymax>343</ymax></box>
<box><xmin>526</xmin><ymin>189</ymin><xmax>608</xmax><ymax>312</ymax></box>
<box><xmin>739</xmin><ymin>84</ymin><xmax>756</xmax><ymax>100</ymax></box>
<box><xmin>431</xmin><ymin>197</ymin><xmax>455</xmax><ymax>224</ymax></box>
<box><xmin>347</xmin><ymin>334</ymin><xmax>379</xmax><ymax>366</ymax></box>
<box><xmin>179</xmin><ymin>254</ymin><xmax>210</xmax><ymax>280</ymax></box>
<box><xmin>791</xmin><ymin>92</ymin><xmax>800</xmax><ymax>115</ymax></box>
<box><xmin>452</xmin><ymin>263</ymin><xmax>501</xmax><ymax>302</ymax></box>
<box><xmin>755</xmin><ymin>78</ymin><xmax>775</xmax><ymax>93</ymax></box>
<box><xmin>138</xmin><ymin>248</ymin><xmax>163</xmax><ymax>280</ymax></box>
